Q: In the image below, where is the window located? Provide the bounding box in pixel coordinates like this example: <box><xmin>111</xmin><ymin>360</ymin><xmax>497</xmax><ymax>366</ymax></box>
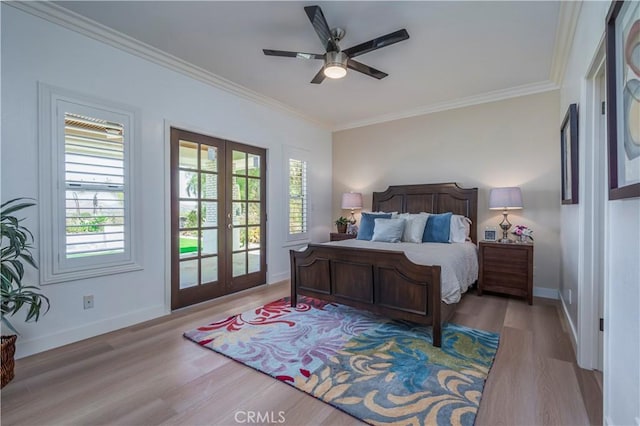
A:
<box><xmin>284</xmin><ymin>147</ymin><xmax>309</xmax><ymax>241</ymax></box>
<box><xmin>39</xmin><ymin>84</ymin><xmax>141</xmax><ymax>284</ymax></box>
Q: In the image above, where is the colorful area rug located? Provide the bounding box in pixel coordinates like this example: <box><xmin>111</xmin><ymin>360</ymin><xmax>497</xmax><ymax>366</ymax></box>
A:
<box><xmin>184</xmin><ymin>297</ymin><xmax>500</xmax><ymax>426</ymax></box>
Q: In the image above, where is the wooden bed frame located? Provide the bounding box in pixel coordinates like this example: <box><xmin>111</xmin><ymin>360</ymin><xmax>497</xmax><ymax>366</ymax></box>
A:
<box><xmin>289</xmin><ymin>183</ymin><xmax>478</xmax><ymax>347</ymax></box>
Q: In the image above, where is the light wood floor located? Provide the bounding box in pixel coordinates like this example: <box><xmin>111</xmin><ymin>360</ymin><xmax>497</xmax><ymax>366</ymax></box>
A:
<box><xmin>1</xmin><ymin>281</ymin><xmax>602</xmax><ymax>426</ymax></box>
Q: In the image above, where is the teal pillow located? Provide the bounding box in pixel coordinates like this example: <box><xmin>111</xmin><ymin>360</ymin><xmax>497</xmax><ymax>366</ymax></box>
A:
<box><xmin>422</xmin><ymin>212</ymin><xmax>453</xmax><ymax>243</ymax></box>
<box><xmin>371</xmin><ymin>218</ymin><xmax>406</xmax><ymax>243</ymax></box>
<box><xmin>357</xmin><ymin>212</ymin><xmax>392</xmax><ymax>240</ymax></box>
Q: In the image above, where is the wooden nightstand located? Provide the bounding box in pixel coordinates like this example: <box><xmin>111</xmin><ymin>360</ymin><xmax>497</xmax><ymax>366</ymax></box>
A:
<box><xmin>478</xmin><ymin>241</ymin><xmax>534</xmax><ymax>304</ymax></box>
<box><xmin>330</xmin><ymin>232</ymin><xmax>357</xmax><ymax>241</ymax></box>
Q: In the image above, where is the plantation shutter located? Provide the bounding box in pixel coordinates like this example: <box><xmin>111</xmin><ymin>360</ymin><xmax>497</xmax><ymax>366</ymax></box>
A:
<box><xmin>288</xmin><ymin>158</ymin><xmax>307</xmax><ymax>236</ymax></box>
<box><xmin>64</xmin><ymin>113</ymin><xmax>126</xmax><ymax>258</ymax></box>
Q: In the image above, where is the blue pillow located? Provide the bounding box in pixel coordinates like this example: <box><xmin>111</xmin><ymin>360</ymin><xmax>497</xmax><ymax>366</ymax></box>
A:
<box><xmin>357</xmin><ymin>212</ymin><xmax>392</xmax><ymax>240</ymax></box>
<box><xmin>371</xmin><ymin>218</ymin><xmax>406</xmax><ymax>243</ymax></box>
<box><xmin>422</xmin><ymin>212</ymin><xmax>453</xmax><ymax>243</ymax></box>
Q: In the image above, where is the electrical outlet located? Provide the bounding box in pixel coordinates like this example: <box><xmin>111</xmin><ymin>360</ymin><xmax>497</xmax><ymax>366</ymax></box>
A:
<box><xmin>83</xmin><ymin>295</ymin><xmax>94</xmax><ymax>310</ymax></box>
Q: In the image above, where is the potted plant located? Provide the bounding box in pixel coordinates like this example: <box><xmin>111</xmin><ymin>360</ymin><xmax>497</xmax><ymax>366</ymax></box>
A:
<box><xmin>334</xmin><ymin>216</ymin><xmax>349</xmax><ymax>234</ymax></box>
<box><xmin>1</xmin><ymin>198</ymin><xmax>50</xmax><ymax>388</ymax></box>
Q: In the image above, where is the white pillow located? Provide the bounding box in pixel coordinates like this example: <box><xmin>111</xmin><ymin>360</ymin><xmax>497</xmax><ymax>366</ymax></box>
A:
<box><xmin>371</xmin><ymin>218</ymin><xmax>406</xmax><ymax>243</ymax></box>
<box><xmin>397</xmin><ymin>213</ymin><xmax>429</xmax><ymax>243</ymax></box>
<box><xmin>450</xmin><ymin>215</ymin><xmax>471</xmax><ymax>243</ymax></box>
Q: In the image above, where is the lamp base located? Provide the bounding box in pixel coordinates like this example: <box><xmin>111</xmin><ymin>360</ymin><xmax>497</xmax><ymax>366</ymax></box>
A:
<box><xmin>348</xmin><ymin>209</ymin><xmax>356</xmax><ymax>225</ymax></box>
<box><xmin>499</xmin><ymin>210</ymin><xmax>512</xmax><ymax>243</ymax></box>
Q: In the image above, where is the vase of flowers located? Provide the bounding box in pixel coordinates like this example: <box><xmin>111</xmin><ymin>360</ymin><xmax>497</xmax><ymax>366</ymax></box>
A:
<box><xmin>511</xmin><ymin>225</ymin><xmax>533</xmax><ymax>243</ymax></box>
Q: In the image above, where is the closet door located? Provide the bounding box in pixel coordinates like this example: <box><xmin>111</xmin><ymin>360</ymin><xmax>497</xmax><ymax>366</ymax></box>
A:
<box><xmin>170</xmin><ymin>129</ymin><xmax>266</xmax><ymax>309</ymax></box>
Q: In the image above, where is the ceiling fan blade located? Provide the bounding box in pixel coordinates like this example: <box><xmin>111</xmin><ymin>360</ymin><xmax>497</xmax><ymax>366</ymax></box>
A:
<box><xmin>263</xmin><ymin>49</ymin><xmax>324</xmax><ymax>60</ymax></box>
<box><xmin>304</xmin><ymin>5</ymin><xmax>338</xmax><ymax>52</ymax></box>
<box><xmin>310</xmin><ymin>67</ymin><xmax>326</xmax><ymax>84</ymax></box>
<box><xmin>343</xmin><ymin>29</ymin><xmax>409</xmax><ymax>58</ymax></box>
<box><xmin>347</xmin><ymin>59</ymin><xmax>388</xmax><ymax>80</ymax></box>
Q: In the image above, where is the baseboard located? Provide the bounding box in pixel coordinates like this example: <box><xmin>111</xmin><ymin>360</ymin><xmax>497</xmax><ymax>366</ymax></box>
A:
<box><xmin>559</xmin><ymin>293</ymin><xmax>578</xmax><ymax>352</ymax></box>
<box><xmin>15</xmin><ymin>304</ymin><xmax>166</xmax><ymax>359</ymax></box>
<box><xmin>269</xmin><ymin>271</ymin><xmax>289</xmax><ymax>284</ymax></box>
<box><xmin>533</xmin><ymin>286</ymin><xmax>559</xmax><ymax>299</ymax></box>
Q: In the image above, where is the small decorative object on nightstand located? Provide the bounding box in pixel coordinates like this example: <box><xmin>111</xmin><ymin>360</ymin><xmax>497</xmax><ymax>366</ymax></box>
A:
<box><xmin>478</xmin><ymin>240</ymin><xmax>534</xmax><ymax>304</ymax></box>
<box><xmin>334</xmin><ymin>216</ymin><xmax>349</xmax><ymax>234</ymax></box>
<box><xmin>330</xmin><ymin>232</ymin><xmax>357</xmax><ymax>241</ymax></box>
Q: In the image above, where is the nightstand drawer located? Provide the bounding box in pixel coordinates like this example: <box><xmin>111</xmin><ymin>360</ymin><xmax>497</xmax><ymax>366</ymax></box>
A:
<box><xmin>483</xmin><ymin>270</ymin><xmax>528</xmax><ymax>290</ymax></box>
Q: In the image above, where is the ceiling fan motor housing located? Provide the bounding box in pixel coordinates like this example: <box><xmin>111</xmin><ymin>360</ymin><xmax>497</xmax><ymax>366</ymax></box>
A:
<box><xmin>324</xmin><ymin>51</ymin><xmax>348</xmax><ymax>79</ymax></box>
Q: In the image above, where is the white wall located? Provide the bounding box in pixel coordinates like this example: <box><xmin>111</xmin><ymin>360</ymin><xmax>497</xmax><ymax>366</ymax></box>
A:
<box><xmin>1</xmin><ymin>5</ymin><xmax>332</xmax><ymax>358</ymax></box>
<box><xmin>333</xmin><ymin>91</ymin><xmax>561</xmax><ymax>295</ymax></box>
<box><xmin>560</xmin><ymin>1</ymin><xmax>640</xmax><ymax>425</ymax></box>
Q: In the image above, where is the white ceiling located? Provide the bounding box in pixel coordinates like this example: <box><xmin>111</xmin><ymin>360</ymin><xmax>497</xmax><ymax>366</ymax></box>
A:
<box><xmin>55</xmin><ymin>1</ymin><xmax>562</xmax><ymax>130</ymax></box>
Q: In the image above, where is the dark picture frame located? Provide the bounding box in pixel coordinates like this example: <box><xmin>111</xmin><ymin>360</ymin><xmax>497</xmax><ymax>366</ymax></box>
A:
<box><xmin>561</xmin><ymin>103</ymin><xmax>579</xmax><ymax>204</ymax></box>
<box><xmin>606</xmin><ymin>0</ymin><xmax>640</xmax><ymax>200</ymax></box>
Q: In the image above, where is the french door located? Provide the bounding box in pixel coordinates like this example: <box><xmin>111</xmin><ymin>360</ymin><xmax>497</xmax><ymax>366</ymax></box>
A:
<box><xmin>170</xmin><ymin>128</ymin><xmax>266</xmax><ymax>309</ymax></box>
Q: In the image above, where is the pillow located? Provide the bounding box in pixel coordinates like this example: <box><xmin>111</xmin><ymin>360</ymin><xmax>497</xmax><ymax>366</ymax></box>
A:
<box><xmin>450</xmin><ymin>214</ymin><xmax>472</xmax><ymax>243</ymax></box>
<box><xmin>357</xmin><ymin>212</ymin><xmax>392</xmax><ymax>240</ymax></box>
<box><xmin>422</xmin><ymin>212</ymin><xmax>452</xmax><ymax>243</ymax></box>
<box><xmin>371</xmin><ymin>218</ymin><xmax>406</xmax><ymax>243</ymax></box>
<box><xmin>397</xmin><ymin>213</ymin><xmax>429</xmax><ymax>243</ymax></box>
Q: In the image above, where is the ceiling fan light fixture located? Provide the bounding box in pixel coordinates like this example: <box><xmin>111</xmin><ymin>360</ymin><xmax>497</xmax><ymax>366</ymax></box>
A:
<box><xmin>324</xmin><ymin>51</ymin><xmax>348</xmax><ymax>79</ymax></box>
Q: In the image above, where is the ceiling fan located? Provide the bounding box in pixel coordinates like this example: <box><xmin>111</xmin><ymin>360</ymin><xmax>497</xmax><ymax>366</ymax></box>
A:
<box><xmin>263</xmin><ymin>5</ymin><xmax>409</xmax><ymax>84</ymax></box>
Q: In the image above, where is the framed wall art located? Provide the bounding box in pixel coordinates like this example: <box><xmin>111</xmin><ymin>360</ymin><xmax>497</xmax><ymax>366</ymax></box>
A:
<box><xmin>606</xmin><ymin>0</ymin><xmax>640</xmax><ymax>200</ymax></box>
<box><xmin>561</xmin><ymin>103</ymin><xmax>579</xmax><ymax>204</ymax></box>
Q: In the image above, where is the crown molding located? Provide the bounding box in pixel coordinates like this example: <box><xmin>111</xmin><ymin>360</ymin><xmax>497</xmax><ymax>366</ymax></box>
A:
<box><xmin>7</xmin><ymin>1</ymin><xmax>330</xmax><ymax>130</ymax></box>
<box><xmin>549</xmin><ymin>0</ymin><xmax>583</xmax><ymax>85</ymax></box>
<box><xmin>333</xmin><ymin>80</ymin><xmax>559</xmax><ymax>132</ymax></box>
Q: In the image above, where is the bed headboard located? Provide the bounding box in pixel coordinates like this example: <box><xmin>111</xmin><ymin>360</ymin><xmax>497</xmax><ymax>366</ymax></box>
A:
<box><xmin>372</xmin><ymin>183</ymin><xmax>479</xmax><ymax>242</ymax></box>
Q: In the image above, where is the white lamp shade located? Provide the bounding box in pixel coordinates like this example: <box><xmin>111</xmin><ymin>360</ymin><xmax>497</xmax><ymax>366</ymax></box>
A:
<box><xmin>489</xmin><ymin>187</ymin><xmax>523</xmax><ymax>210</ymax></box>
<box><xmin>341</xmin><ymin>192</ymin><xmax>363</xmax><ymax>209</ymax></box>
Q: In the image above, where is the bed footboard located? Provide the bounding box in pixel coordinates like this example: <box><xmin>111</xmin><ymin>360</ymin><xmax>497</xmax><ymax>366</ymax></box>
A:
<box><xmin>290</xmin><ymin>244</ymin><xmax>443</xmax><ymax>347</ymax></box>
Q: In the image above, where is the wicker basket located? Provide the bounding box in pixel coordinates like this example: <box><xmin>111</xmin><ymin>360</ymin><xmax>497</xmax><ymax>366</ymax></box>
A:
<box><xmin>1</xmin><ymin>335</ymin><xmax>17</xmax><ymax>388</ymax></box>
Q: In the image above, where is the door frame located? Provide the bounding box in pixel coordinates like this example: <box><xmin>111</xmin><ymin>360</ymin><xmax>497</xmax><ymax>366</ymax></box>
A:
<box><xmin>163</xmin><ymin>121</ymin><xmax>268</xmax><ymax>311</ymax></box>
<box><xmin>577</xmin><ymin>36</ymin><xmax>607</xmax><ymax>370</ymax></box>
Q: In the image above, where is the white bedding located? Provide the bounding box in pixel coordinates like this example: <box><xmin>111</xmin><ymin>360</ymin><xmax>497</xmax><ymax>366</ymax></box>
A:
<box><xmin>322</xmin><ymin>239</ymin><xmax>478</xmax><ymax>304</ymax></box>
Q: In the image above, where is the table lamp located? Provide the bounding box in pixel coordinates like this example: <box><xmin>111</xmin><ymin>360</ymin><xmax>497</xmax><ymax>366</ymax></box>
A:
<box><xmin>341</xmin><ymin>192</ymin><xmax>363</xmax><ymax>224</ymax></box>
<box><xmin>489</xmin><ymin>187</ymin><xmax>523</xmax><ymax>242</ymax></box>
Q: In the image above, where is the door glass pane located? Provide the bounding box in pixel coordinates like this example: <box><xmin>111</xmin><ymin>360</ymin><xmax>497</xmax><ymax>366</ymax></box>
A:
<box><xmin>233</xmin><ymin>227</ymin><xmax>246</xmax><ymax>251</ymax></box>
<box><xmin>201</xmin><ymin>229</ymin><xmax>218</xmax><ymax>255</ymax></box>
<box><xmin>179</xmin><ymin>230</ymin><xmax>199</xmax><ymax>259</ymax></box>
<box><xmin>232</xmin><ymin>176</ymin><xmax>246</xmax><ymax>200</ymax></box>
<box><xmin>201</xmin><ymin>173</ymin><xmax>218</xmax><ymax>199</ymax></box>
<box><xmin>232</xmin><ymin>150</ymin><xmax>246</xmax><ymax>175</ymax></box>
<box><xmin>232</xmin><ymin>202</ymin><xmax>246</xmax><ymax>225</ymax></box>
<box><xmin>179</xmin><ymin>201</ymin><xmax>198</xmax><ymax>229</ymax></box>
<box><xmin>248</xmin><ymin>203</ymin><xmax>260</xmax><ymax>225</ymax></box>
<box><xmin>180</xmin><ymin>259</ymin><xmax>198</xmax><ymax>288</ymax></box>
<box><xmin>179</xmin><ymin>140</ymin><xmax>198</xmax><ymax>169</ymax></box>
<box><xmin>248</xmin><ymin>226</ymin><xmax>260</xmax><ymax>249</ymax></box>
<box><xmin>201</xmin><ymin>256</ymin><xmax>218</xmax><ymax>284</ymax></box>
<box><xmin>179</xmin><ymin>171</ymin><xmax>198</xmax><ymax>199</ymax></box>
<box><xmin>248</xmin><ymin>178</ymin><xmax>260</xmax><ymax>201</ymax></box>
<box><xmin>248</xmin><ymin>154</ymin><xmax>260</xmax><ymax>177</ymax></box>
<box><xmin>248</xmin><ymin>250</ymin><xmax>260</xmax><ymax>274</ymax></box>
<box><xmin>201</xmin><ymin>202</ymin><xmax>218</xmax><ymax>227</ymax></box>
<box><xmin>233</xmin><ymin>252</ymin><xmax>246</xmax><ymax>277</ymax></box>
<box><xmin>200</xmin><ymin>145</ymin><xmax>218</xmax><ymax>172</ymax></box>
